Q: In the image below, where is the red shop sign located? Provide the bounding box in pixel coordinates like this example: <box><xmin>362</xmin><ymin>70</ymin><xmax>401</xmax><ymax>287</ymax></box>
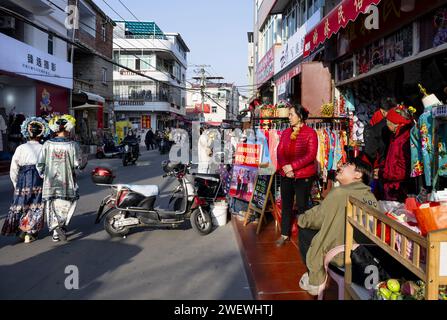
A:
<box><xmin>36</xmin><ymin>82</ymin><xmax>69</xmax><ymax>116</ymax></box>
<box><xmin>303</xmin><ymin>0</ymin><xmax>382</xmax><ymax>57</ymax></box>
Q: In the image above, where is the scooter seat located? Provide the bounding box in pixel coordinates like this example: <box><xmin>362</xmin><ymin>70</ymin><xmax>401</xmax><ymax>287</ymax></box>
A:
<box><xmin>122</xmin><ymin>185</ymin><xmax>159</xmax><ymax>197</ymax></box>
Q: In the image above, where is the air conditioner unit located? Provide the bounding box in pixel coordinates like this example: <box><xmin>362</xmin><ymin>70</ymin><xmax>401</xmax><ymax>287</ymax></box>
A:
<box><xmin>0</xmin><ymin>16</ymin><xmax>15</xmax><ymax>29</ymax></box>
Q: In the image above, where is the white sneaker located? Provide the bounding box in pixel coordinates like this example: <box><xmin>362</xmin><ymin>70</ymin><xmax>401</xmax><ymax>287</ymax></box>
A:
<box><xmin>299</xmin><ymin>272</ymin><xmax>320</xmax><ymax>296</ymax></box>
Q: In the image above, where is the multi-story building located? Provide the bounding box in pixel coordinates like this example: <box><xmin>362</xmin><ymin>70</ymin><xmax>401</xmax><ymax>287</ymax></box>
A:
<box><xmin>251</xmin><ymin>0</ymin><xmax>328</xmax><ymax>113</ymax></box>
<box><xmin>69</xmin><ymin>0</ymin><xmax>115</xmax><ymax>147</ymax></box>
<box><xmin>112</xmin><ymin>20</ymin><xmax>189</xmax><ymax>136</ymax></box>
<box><xmin>247</xmin><ymin>31</ymin><xmax>256</xmax><ymax>101</ymax></box>
<box><xmin>0</xmin><ymin>0</ymin><xmax>72</xmax><ymax>173</ymax></box>
<box><xmin>186</xmin><ymin>83</ymin><xmax>240</xmax><ymax>125</ymax></box>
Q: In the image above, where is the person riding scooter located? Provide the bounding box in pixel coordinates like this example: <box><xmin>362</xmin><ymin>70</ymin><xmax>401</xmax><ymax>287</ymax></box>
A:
<box><xmin>122</xmin><ymin>130</ymin><xmax>139</xmax><ymax>165</ymax></box>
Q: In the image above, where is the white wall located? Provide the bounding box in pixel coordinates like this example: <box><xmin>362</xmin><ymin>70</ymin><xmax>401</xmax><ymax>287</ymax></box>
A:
<box><xmin>24</xmin><ymin>0</ymin><xmax>69</xmax><ymax>62</ymax></box>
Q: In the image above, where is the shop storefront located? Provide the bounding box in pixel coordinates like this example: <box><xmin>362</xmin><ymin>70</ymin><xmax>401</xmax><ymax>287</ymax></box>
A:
<box><xmin>273</xmin><ymin>7</ymin><xmax>322</xmax><ymax>106</ymax></box>
<box><xmin>256</xmin><ymin>46</ymin><xmax>276</xmax><ymax>104</ymax></box>
<box><xmin>73</xmin><ymin>91</ymin><xmax>105</xmax><ymax>147</ymax></box>
<box><xmin>223</xmin><ymin>0</ymin><xmax>447</xmax><ymax>301</ymax></box>
<box><xmin>328</xmin><ymin>1</ymin><xmax>447</xmax><ymax>192</ymax></box>
<box><xmin>0</xmin><ymin>32</ymin><xmax>72</xmax><ymax>160</ymax></box>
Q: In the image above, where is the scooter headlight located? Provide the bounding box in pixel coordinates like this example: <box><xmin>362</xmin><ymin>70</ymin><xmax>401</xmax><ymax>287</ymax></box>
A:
<box><xmin>124</xmin><ymin>145</ymin><xmax>129</xmax><ymax>152</ymax></box>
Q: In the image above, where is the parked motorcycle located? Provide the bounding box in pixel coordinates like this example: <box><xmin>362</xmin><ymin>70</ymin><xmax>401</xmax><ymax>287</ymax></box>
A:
<box><xmin>96</xmin><ymin>141</ymin><xmax>123</xmax><ymax>159</ymax></box>
<box><xmin>92</xmin><ymin>161</ymin><xmax>214</xmax><ymax>238</ymax></box>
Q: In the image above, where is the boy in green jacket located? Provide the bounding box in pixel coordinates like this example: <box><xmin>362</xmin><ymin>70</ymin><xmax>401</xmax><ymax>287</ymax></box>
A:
<box><xmin>298</xmin><ymin>158</ymin><xmax>379</xmax><ymax>296</ymax></box>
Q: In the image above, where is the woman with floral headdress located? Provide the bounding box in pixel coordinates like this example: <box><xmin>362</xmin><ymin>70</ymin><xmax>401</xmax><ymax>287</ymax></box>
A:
<box><xmin>382</xmin><ymin>105</ymin><xmax>414</xmax><ymax>202</ymax></box>
<box><xmin>1</xmin><ymin>117</ymin><xmax>50</xmax><ymax>243</ymax></box>
<box><xmin>36</xmin><ymin>114</ymin><xmax>83</xmax><ymax>242</ymax></box>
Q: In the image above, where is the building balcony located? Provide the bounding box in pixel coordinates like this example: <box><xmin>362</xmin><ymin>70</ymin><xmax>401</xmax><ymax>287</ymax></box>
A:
<box><xmin>114</xmin><ymin>94</ymin><xmax>169</xmax><ymax>104</ymax></box>
<box><xmin>113</xmin><ymin>70</ymin><xmax>171</xmax><ymax>82</ymax></box>
<box><xmin>113</xmin><ymin>38</ymin><xmax>187</xmax><ymax>67</ymax></box>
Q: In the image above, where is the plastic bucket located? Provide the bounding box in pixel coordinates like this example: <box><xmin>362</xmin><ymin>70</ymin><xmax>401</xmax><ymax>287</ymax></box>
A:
<box><xmin>211</xmin><ymin>201</ymin><xmax>228</xmax><ymax>227</ymax></box>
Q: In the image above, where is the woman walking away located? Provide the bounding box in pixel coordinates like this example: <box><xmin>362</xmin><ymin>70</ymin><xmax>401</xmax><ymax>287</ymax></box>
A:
<box><xmin>276</xmin><ymin>104</ymin><xmax>318</xmax><ymax>247</ymax></box>
<box><xmin>37</xmin><ymin>114</ymin><xmax>83</xmax><ymax>242</ymax></box>
<box><xmin>1</xmin><ymin>117</ymin><xmax>50</xmax><ymax>243</ymax></box>
<box><xmin>145</xmin><ymin>129</ymin><xmax>155</xmax><ymax>150</ymax></box>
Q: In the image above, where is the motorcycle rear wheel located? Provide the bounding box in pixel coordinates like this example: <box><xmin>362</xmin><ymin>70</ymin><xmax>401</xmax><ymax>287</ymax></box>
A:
<box><xmin>190</xmin><ymin>208</ymin><xmax>212</xmax><ymax>236</ymax></box>
<box><xmin>104</xmin><ymin>210</ymin><xmax>130</xmax><ymax>238</ymax></box>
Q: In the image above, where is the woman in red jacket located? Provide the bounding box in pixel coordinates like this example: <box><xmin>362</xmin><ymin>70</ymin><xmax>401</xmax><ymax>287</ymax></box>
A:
<box><xmin>276</xmin><ymin>104</ymin><xmax>318</xmax><ymax>247</ymax></box>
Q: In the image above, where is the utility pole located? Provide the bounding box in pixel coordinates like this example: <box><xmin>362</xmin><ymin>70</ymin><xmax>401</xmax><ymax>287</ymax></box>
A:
<box><xmin>199</xmin><ymin>67</ymin><xmax>206</xmax><ymax>122</ymax></box>
<box><xmin>192</xmin><ymin>65</ymin><xmax>223</xmax><ymax>122</ymax></box>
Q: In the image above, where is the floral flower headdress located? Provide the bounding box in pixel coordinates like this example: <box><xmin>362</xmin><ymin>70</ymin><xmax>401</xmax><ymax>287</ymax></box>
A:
<box><xmin>49</xmin><ymin>114</ymin><xmax>76</xmax><ymax>133</ymax></box>
<box><xmin>20</xmin><ymin>117</ymin><xmax>50</xmax><ymax>139</ymax></box>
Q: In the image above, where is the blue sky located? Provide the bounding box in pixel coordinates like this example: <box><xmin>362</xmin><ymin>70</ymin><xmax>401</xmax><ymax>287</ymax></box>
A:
<box><xmin>97</xmin><ymin>0</ymin><xmax>254</xmax><ymax>88</ymax></box>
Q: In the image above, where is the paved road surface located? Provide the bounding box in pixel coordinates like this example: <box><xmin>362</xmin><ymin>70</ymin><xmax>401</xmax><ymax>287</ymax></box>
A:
<box><xmin>0</xmin><ymin>149</ymin><xmax>252</xmax><ymax>300</ymax></box>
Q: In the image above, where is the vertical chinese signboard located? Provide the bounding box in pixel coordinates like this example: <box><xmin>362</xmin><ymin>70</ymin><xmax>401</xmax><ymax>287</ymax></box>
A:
<box><xmin>141</xmin><ymin>115</ymin><xmax>151</xmax><ymax>129</ymax></box>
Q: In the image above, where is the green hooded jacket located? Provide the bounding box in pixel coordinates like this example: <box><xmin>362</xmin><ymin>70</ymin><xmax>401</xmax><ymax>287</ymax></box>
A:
<box><xmin>298</xmin><ymin>182</ymin><xmax>379</xmax><ymax>286</ymax></box>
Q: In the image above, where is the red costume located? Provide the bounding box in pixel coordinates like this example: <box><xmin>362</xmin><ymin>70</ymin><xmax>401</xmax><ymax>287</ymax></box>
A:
<box><xmin>382</xmin><ymin>106</ymin><xmax>413</xmax><ymax>202</ymax></box>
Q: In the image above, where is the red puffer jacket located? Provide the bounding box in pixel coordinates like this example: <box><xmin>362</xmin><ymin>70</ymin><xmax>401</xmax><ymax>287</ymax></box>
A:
<box><xmin>277</xmin><ymin>125</ymin><xmax>318</xmax><ymax>179</ymax></box>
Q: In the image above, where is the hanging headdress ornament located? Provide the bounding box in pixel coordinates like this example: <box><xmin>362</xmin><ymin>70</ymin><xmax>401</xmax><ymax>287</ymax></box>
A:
<box><xmin>49</xmin><ymin>114</ymin><xmax>76</xmax><ymax>133</ymax></box>
<box><xmin>20</xmin><ymin>117</ymin><xmax>50</xmax><ymax>139</ymax></box>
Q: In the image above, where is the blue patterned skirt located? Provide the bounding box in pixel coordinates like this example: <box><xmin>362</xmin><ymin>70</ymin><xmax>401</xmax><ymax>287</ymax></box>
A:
<box><xmin>1</xmin><ymin>165</ymin><xmax>44</xmax><ymax>236</ymax></box>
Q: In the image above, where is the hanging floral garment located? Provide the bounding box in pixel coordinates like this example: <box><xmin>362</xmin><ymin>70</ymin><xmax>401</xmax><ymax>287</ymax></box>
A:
<box><xmin>410</xmin><ymin>125</ymin><xmax>424</xmax><ymax>178</ymax></box>
<box><xmin>410</xmin><ymin>107</ymin><xmax>447</xmax><ymax>186</ymax></box>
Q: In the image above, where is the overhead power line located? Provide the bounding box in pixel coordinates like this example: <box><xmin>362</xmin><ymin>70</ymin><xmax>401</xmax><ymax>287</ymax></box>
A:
<box><xmin>47</xmin><ymin>0</ymin><xmax>182</xmax><ymax>85</ymax></box>
<box><xmin>0</xmin><ymin>5</ymin><xmax>191</xmax><ymax>93</ymax></box>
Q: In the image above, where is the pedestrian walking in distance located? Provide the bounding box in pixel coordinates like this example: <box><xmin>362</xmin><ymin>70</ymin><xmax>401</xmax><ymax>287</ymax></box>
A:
<box><xmin>36</xmin><ymin>114</ymin><xmax>83</xmax><ymax>242</ymax></box>
<box><xmin>1</xmin><ymin>117</ymin><xmax>50</xmax><ymax>243</ymax></box>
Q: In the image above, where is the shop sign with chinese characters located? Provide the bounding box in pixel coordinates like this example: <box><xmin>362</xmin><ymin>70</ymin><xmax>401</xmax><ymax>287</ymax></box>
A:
<box><xmin>0</xmin><ymin>32</ymin><xmax>73</xmax><ymax>89</ymax></box>
<box><xmin>304</xmin><ymin>0</ymin><xmax>382</xmax><ymax>57</ymax></box>
<box><xmin>256</xmin><ymin>47</ymin><xmax>275</xmax><ymax>87</ymax></box>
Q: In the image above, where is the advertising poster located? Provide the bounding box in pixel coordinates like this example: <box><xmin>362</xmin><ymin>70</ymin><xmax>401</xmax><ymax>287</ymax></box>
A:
<box><xmin>229</xmin><ymin>143</ymin><xmax>261</xmax><ymax>202</ymax></box>
<box><xmin>229</xmin><ymin>165</ymin><xmax>258</xmax><ymax>202</ymax></box>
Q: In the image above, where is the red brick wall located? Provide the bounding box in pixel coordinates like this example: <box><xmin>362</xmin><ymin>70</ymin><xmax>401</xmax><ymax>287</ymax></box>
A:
<box><xmin>69</xmin><ymin>0</ymin><xmax>113</xmax><ymax>58</ymax></box>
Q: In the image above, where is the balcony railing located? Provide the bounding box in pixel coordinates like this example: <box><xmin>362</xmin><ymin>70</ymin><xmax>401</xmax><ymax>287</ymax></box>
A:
<box><xmin>114</xmin><ymin>94</ymin><xmax>170</xmax><ymax>105</ymax></box>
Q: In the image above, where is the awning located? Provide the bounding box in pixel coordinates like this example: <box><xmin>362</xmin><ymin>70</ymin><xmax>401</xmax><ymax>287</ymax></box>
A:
<box><xmin>303</xmin><ymin>0</ymin><xmax>382</xmax><ymax>58</ymax></box>
<box><xmin>72</xmin><ymin>90</ymin><xmax>105</xmax><ymax>106</ymax></box>
<box><xmin>73</xmin><ymin>103</ymin><xmax>103</xmax><ymax>110</ymax></box>
<box><xmin>204</xmin><ymin>122</ymin><xmax>221</xmax><ymax>127</ymax></box>
<box><xmin>84</xmin><ymin>91</ymin><xmax>105</xmax><ymax>104</ymax></box>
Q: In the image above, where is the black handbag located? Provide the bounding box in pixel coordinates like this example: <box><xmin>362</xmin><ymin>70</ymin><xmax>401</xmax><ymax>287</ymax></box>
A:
<box><xmin>350</xmin><ymin>245</ymin><xmax>392</xmax><ymax>286</ymax></box>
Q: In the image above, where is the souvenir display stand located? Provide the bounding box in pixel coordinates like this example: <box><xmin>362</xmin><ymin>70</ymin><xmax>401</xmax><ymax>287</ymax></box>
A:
<box><xmin>344</xmin><ymin>196</ymin><xmax>447</xmax><ymax>300</ymax></box>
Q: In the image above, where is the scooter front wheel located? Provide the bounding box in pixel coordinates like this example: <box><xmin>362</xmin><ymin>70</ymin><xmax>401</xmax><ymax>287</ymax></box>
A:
<box><xmin>190</xmin><ymin>208</ymin><xmax>212</xmax><ymax>236</ymax></box>
<box><xmin>104</xmin><ymin>210</ymin><xmax>130</xmax><ymax>238</ymax></box>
